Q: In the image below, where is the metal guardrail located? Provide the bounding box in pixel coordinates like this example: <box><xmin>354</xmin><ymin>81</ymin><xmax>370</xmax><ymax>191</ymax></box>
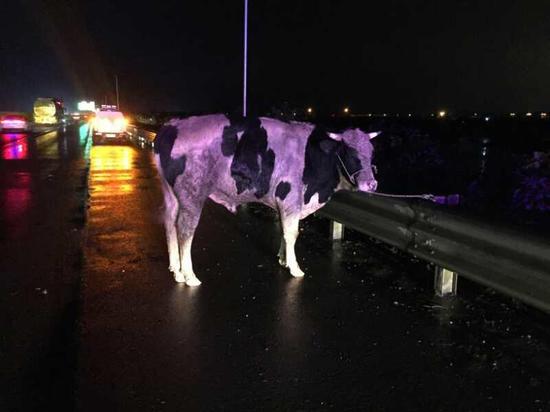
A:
<box><xmin>318</xmin><ymin>191</ymin><xmax>550</xmax><ymax>313</ymax></box>
<box><xmin>126</xmin><ymin>124</ymin><xmax>157</xmax><ymax>144</ymax></box>
<box><xmin>130</xmin><ymin>125</ymin><xmax>550</xmax><ymax>312</ymax></box>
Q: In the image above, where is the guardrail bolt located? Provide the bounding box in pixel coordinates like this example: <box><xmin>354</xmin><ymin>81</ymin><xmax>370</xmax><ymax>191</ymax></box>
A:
<box><xmin>330</xmin><ymin>221</ymin><xmax>344</xmax><ymax>241</ymax></box>
<box><xmin>434</xmin><ymin>266</ymin><xmax>458</xmax><ymax>297</ymax></box>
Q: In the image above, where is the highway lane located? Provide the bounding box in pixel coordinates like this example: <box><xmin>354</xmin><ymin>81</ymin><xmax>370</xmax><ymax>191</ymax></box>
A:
<box><xmin>0</xmin><ymin>124</ymin><xmax>91</xmax><ymax>411</ymax></box>
<box><xmin>78</xmin><ymin>139</ymin><xmax>550</xmax><ymax>411</ymax></box>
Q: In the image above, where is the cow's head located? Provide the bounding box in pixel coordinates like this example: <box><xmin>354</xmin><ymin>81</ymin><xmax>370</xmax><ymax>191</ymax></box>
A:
<box><xmin>328</xmin><ymin>129</ymin><xmax>379</xmax><ymax>192</ymax></box>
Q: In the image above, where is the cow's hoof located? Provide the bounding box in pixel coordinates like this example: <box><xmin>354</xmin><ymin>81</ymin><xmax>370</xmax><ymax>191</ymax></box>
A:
<box><xmin>174</xmin><ymin>272</ymin><xmax>186</xmax><ymax>283</ymax></box>
<box><xmin>185</xmin><ymin>275</ymin><xmax>202</xmax><ymax>287</ymax></box>
<box><xmin>290</xmin><ymin>267</ymin><xmax>305</xmax><ymax>278</ymax></box>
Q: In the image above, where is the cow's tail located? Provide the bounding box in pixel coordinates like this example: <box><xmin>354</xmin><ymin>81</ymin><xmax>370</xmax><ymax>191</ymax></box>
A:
<box><xmin>152</xmin><ymin>137</ymin><xmax>167</xmax><ymax>187</ymax></box>
<box><xmin>153</xmin><ymin>125</ymin><xmax>186</xmax><ymax>188</ymax></box>
<box><xmin>153</xmin><ymin>126</ymin><xmax>181</xmax><ymax>222</ymax></box>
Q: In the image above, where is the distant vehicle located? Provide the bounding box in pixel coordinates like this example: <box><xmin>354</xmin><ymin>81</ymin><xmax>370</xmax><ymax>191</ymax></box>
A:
<box><xmin>99</xmin><ymin>104</ymin><xmax>119</xmax><ymax>111</ymax></box>
<box><xmin>92</xmin><ymin>110</ymin><xmax>128</xmax><ymax>144</ymax></box>
<box><xmin>33</xmin><ymin>97</ymin><xmax>65</xmax><ymax>125</ymax></box>
<box><xmin>80</xmin><ymin>111</ymin><xmax>95</xmax><ymax>122</ymax></box>
<box><xmin>0</xmin><ymin>112</ymin><xmax>30</xmax><ymax>132</ymax></box>
<box><xmin>77</xmin><ymin>100</ymin><xmax>96</xmax><ymax>112</ymax></box>
<box><xmin>70</xmin><ymin>110</ymin><xmax>95</xmax><ymax>122</ymax></box>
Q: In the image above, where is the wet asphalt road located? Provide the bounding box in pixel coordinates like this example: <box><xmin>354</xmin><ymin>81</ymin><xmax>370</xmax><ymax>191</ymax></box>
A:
<box><xmin>1</xmin><ymin>125</ymin><xmax>90</xmax><ymax>411</ymax></box>
<box><xmin>3</xmin><ymin>125</ymin><xmax>550</xmax><ymax>411</ymax></box>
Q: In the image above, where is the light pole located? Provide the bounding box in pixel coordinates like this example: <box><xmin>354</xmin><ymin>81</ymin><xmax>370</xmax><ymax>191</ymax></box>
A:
<box><xmin>243</xmin><ymin>0</ymin><xmax>248</xmax><ymax>117</ymax></box>
<box><xmin>115</xmin><ymin>75</ymin><xmax>120</xmax><ymax>109</ymax></box>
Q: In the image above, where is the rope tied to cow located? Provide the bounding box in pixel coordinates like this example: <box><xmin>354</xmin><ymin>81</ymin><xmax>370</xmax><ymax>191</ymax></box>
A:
<box><xmin>367</xmin><ymin>192</ymin><xmax>461</xmax><ymax>205</ymax></box>
<box><xmin>335</xmin><ymin>153</ymin><xmax>459</xmax><ymax>205</ymax></box>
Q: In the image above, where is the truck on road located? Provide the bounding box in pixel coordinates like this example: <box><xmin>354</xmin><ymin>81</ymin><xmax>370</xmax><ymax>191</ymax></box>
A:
<box><xmin>33</xmin><ymin>97</ymin><xmax>65</xmax><ymax>125</ymax></box>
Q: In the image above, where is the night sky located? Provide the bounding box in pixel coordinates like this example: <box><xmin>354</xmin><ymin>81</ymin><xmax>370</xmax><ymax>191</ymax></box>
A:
<box><xmin>1</xmin><ymin>0</ymin><xmax>549</xmax><ymax>114</ymax></box>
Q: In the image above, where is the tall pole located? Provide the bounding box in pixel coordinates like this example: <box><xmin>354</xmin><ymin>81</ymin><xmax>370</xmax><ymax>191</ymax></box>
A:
<box><xmin>115</xmin><ymin>75</ymin><xmax>120</xmax><ymax>109</ymax></box>
<box><xmin>243</xmin><ymin>0</ymin><xmax>248</xmax><ymax>117</ymax></box>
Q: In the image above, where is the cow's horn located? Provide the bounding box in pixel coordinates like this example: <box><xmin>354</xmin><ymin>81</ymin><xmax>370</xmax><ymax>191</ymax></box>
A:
<box><xmin>328</xmin><ymin>132</ymin><xmax>342</xmax><ymax>141</ymax></box>
<box><xmin>367</xmin><ymin>131</ymin><xmax>381</xmax><ymax>140</ymax></box>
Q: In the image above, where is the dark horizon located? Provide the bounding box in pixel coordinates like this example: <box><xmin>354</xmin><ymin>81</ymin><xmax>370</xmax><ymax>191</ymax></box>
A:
<box><xmin>2</xmin><ymin>0</ymin><xmax>550</xmax><ymax>114</ymax></box>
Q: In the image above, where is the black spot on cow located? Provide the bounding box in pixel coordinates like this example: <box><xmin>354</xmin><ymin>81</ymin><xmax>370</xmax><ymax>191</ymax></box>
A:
<box><xmin>337</xmin><ymin>144</ymin><xmax>362</xmax><ymax>185</ymax></box>
<box><xmin>303</xmin><ymin>127</ymin><xmax>340</xmax><ymax>204</ymax></box>
<box><xmin>154</xmin><ymin>125</ymin><xmax>187</xmax><ymax>186</ymax></box>
<box><xmin>221</xmin><ymin>124</ymin><xmax>239</xmax><ymax>156</ymax></box>
<box><xmin>302</xmin><ymin>127</ymin><xmax>362</xmax><ymax>204</ymax></box>
<box><xmin>275</xmin><ymin>181</ymin><xmax>291</xmax><ymax>200</ymax></box>
<box><xmin>229</xmin><ymin>117</ymin><xmax>275</xmax><ymax>199</ymax></box>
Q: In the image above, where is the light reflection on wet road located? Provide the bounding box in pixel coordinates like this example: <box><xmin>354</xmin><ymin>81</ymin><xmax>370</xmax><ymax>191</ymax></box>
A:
<box><xmin>79</xmin><ymin>138</ymin><xmax>550</xmax><ymax>411</ymax></box>
<box><xmin>0</xmin><ymin>124</ymin><xmax>92</xmax><ymax>240</ymax></box>
<box><xmin>2</xmin><ymin>133</ymin><xmax>29</xmax><ymax>159</ymax></box>
<box><xmin>90</xmin><ymin>146</ymin><xmax>137</xmax><ymax>195</ymax></box>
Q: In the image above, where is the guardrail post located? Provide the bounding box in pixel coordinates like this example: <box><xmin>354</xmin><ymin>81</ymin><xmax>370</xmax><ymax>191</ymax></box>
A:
<box><xmin>434</xmin><ymin>266</ymin><xmax>458</xmax><ymax>296</ymax></box>
<box><xmin>330</xmin><ymin>221</ymin><xmax>344</xmax><ymax>241</ymax></box>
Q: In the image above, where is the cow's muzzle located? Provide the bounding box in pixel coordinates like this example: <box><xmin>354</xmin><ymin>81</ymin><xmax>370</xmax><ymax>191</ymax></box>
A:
<box><xmin>359</xmin><ymin>179</ymin><xmax>378</xmax><ymax>192</ymax></box>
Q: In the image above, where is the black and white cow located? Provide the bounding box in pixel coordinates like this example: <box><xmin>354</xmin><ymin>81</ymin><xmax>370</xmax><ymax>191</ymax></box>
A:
<box><xmin>153</xmin><ymin>114</ymin><xmax>378</xmax><ymax>286</ymax></box>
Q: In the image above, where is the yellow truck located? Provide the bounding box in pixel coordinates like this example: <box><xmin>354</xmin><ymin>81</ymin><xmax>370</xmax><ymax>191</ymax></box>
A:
<box><xmin>33</xmin><ymin>98</ymin><xmax>65</xmax><ymax>125</ymax></box>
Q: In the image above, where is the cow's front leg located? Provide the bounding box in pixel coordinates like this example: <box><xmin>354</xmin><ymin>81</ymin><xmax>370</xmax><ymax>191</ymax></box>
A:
<box><xmin>175</xmin><ymin>206</ymin><xmax>203</xmax><ymax>286</ymax></box>
<box><xmin>177</xmin><ymin>233</ymin><xmax>201</xmax><ymax>286</ymax></box>
<box><xmin>281</xmin><ymin>215</ymin><xmax>304</xmax><ymax>277</ymax></box>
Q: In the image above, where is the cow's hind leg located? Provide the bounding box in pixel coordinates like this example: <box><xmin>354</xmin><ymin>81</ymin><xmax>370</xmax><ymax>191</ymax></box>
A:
<box><xmin>277</xmin><ymin>214</ymin><xmax>287</xmax><ymax>267</ymax></box>
<box><xmin>161</xmin><ymin>179</ymin><xmax>180</xmax><ymax>275</ymax></box>
<box><xmin>277</xmin><ymin>236</ymin><xmax>287</xmax><ymax>267</ymax></box>
<box><xmin>174</xmin><ymin>199</ymin><xmax>204</xmax><ymax>286</ymax></box>
<box><xmin>281</xmin><ymin>214</ymin><xmax>304</xmax><ymax>277</ymax></box>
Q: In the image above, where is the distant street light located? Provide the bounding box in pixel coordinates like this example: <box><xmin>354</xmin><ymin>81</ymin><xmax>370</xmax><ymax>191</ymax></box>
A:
<box><xmin>526</xmin><ymin>112</ymin><xmax>533</xmax><ymax>117</ymax></box>
<box><xmin>438</xmin><ymin>110</ymin><xmax>446</xmax><ymax>118</ymax></box>
<box><xmin>307</xmin><ymin>107</ymin><xmax>313</xmax><ymax>114</ymax></box>
<box><xmin>343</xmin><ymin>107</ymin><xmax>350</xmax><ymax>114</ymax></box>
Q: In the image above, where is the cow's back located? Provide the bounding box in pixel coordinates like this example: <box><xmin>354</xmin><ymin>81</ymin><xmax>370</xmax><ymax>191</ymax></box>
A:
<box><xmin>155</xmin><ymin>114</ymin><xmax>317</xmax><ymax>213</ymax></box>
<box><xmin>167</xmin><ymin>114</ymin><xmax>230</xmax><ymax>158</ymax></box>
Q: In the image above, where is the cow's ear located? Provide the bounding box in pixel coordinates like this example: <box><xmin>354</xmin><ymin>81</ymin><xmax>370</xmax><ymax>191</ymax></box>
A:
<box><xmin>319</xmin><ymin>138</ymin><xmax>340</xmax><ymax>154</ymax></box>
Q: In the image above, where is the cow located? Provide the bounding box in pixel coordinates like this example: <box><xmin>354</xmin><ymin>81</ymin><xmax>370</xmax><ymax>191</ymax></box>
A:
<box><xmin>153</xmin><ymin>114</ymin><xmax>379</xmax><ymax>286</ymax></box>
